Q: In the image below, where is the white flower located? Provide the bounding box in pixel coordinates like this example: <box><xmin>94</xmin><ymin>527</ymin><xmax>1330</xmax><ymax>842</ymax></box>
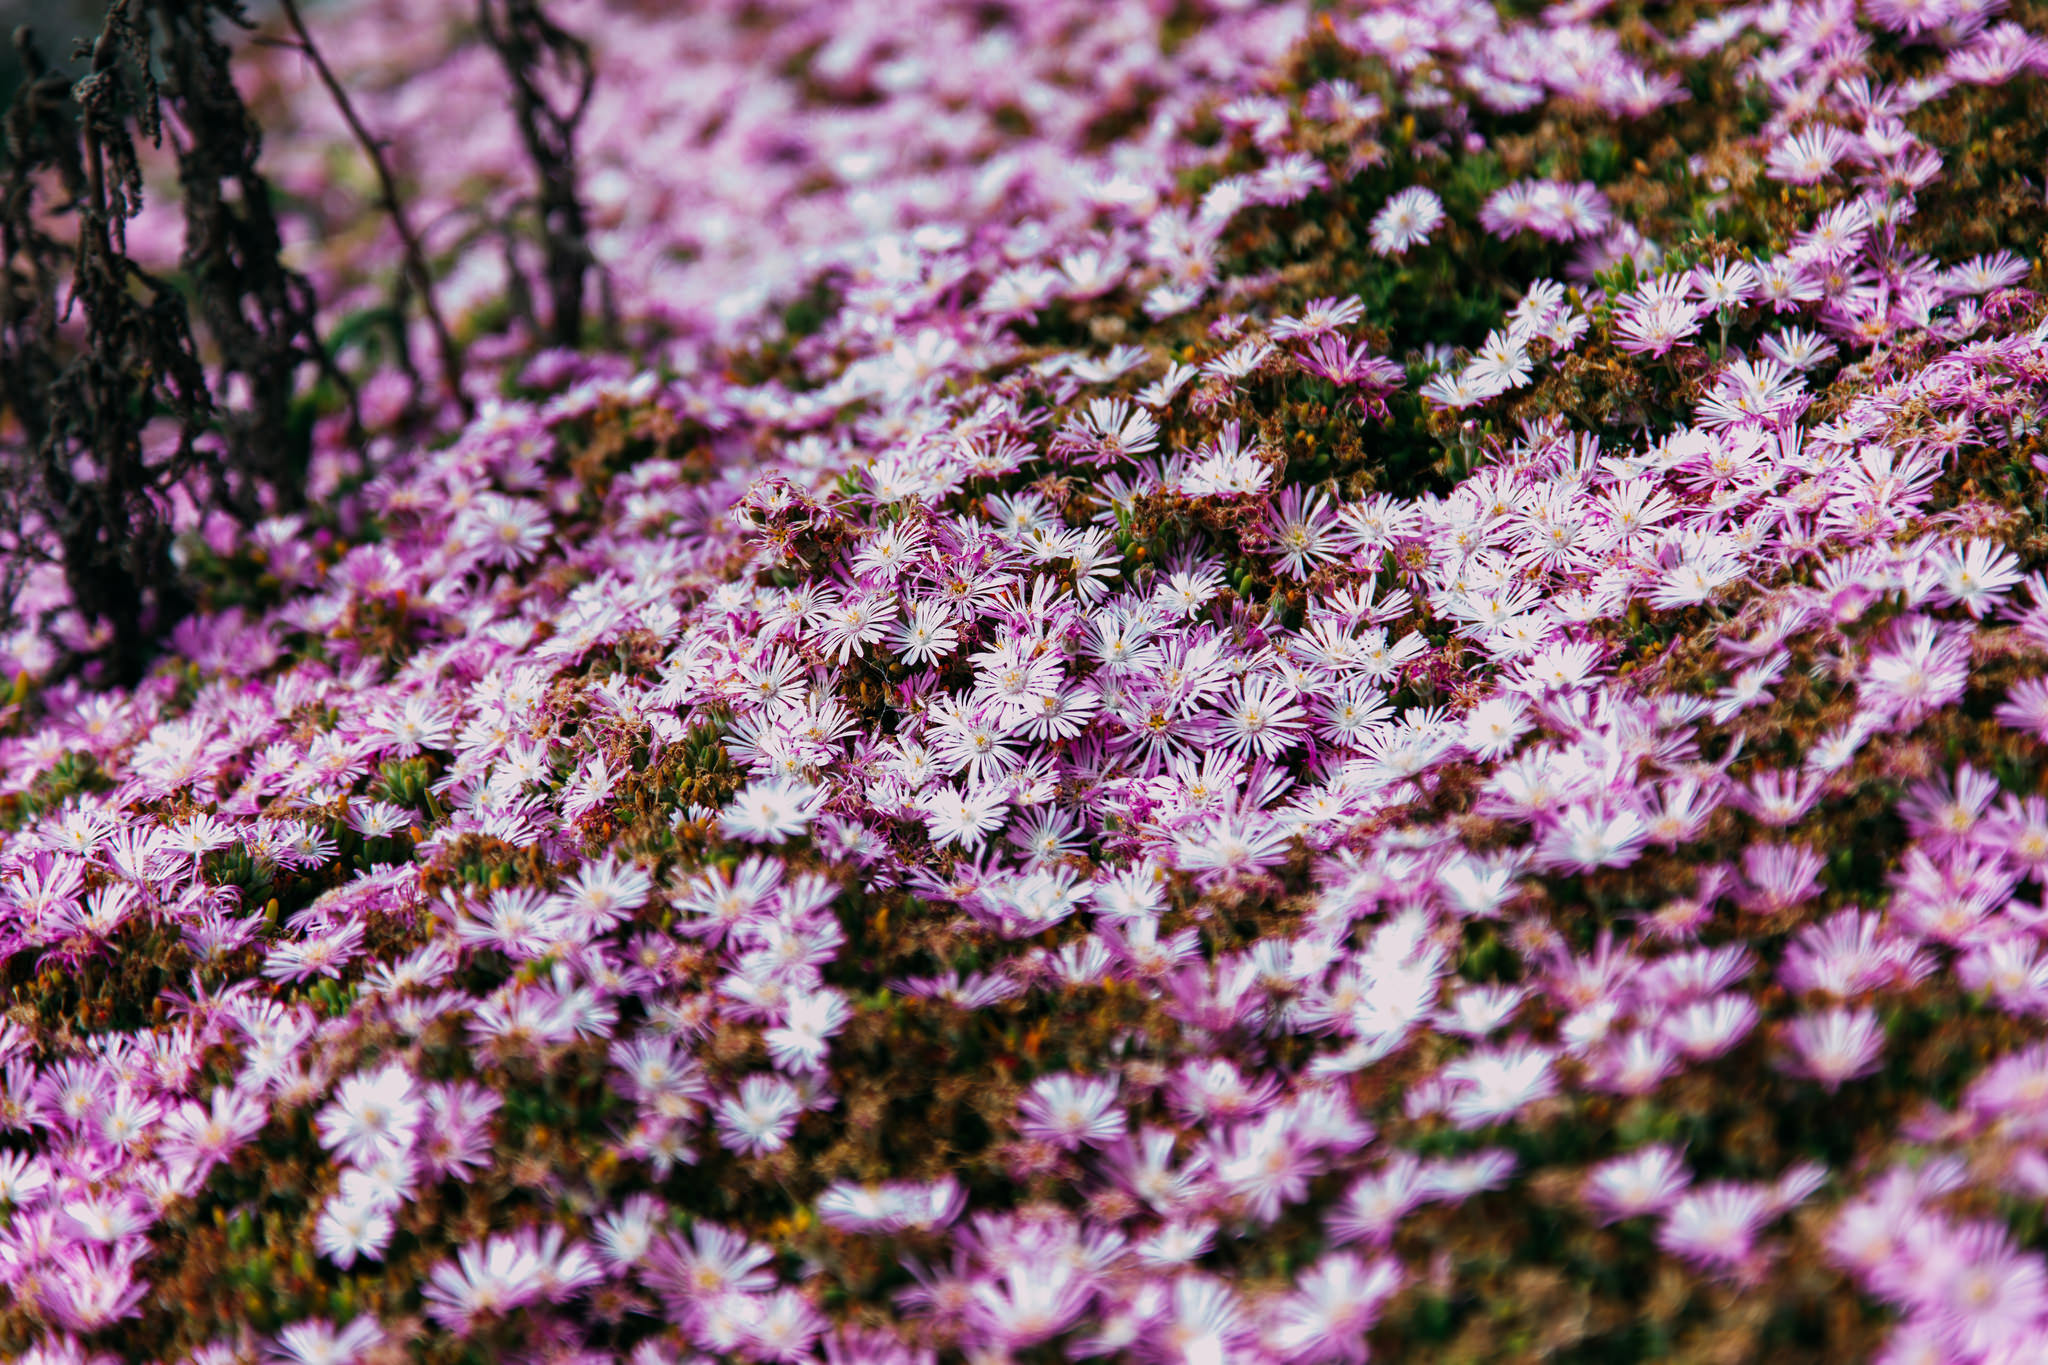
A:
<box><xmin>315</xmin><ymin>1063</ymin><xmax>422</xmax><ymax>1168</ymax></box>
<box><xmin>315</xmin><ymin>1194</ymin><xmax>395</xmax><ymax>1268</ymax></box>
<box><xmin>720</xmin><ymin>778</ymin><xmax>824</xmax><ymax>844</ymax></box>
<box><xmin>1443</xmin><ymin>1045</ymin><xmax>1558</xmax><ymax>1128</ymax></box>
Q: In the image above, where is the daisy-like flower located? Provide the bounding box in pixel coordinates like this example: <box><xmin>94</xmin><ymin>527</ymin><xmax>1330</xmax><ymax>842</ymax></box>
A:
<box><xmin>1327</xmin><ymin>1154</ymin><xmax>1430</xmax><ymax>1245</ymax></box>
<box><xmin>1173</xmin><ymin>814</ymin><xmax>1291</xmax><ymax>885</ymax></box>
<box><xmin>1478</xmin><ymin>181</ymin><xmax>1545</xmax><ymax>237</ymax></box>
<box><xmin>611</xmin><ymin>1034</ymin><xmax>706</xmax><ymax>1110</ymax></box>
<box><xmin>1370</xmin><ymin>186</ymin><xmax>1444</xmax><ymax>255</ymax></box>
<box><xmin>1613</xmin><ymin>292</ymin><xmax>1705</xmax><ymax>358</ymax></box>
<box><xmin>455</xmin><ymin>886</ymin><xmax>569</xmax><ymax>960</ymax></box>
<box><xmin>1271</xmin><ymin>295</ymin><xmax>1364</xmax><ymax>340</ymax></box>
<box><xmin>1783</xmin><ymin>1006</ymin><xmax>1886</xmax><ymax>1090</ymax></box>
<box><xmin>1295</xmin><ymin>336</ymin><xmax>1404</xmax><ymax>399</ymax></box>
<box><xmin>1265</xmin><ymin>487</ymin><xmax>1343</xmax><ymax>580</ymax></box>
<box><xmin>460</xmin><ymin>493</ymin><xmax>552</xmax><ymax>568</ymax></box>
<box><xmin>1661</xmin><ymin>994</ymin><xmax>1760</xmax><ymax>1060</ymax></box>
<box><xmin>1738</xmin><ymin>840</ymin><xmax>1825</xmax><ymax>914</ymax></box>
<box><xmin>267</xmin><ymin>1316</ymin><xmax>385</xmax><ymax>1365</ymax></box>
<box><xmin>1202</xmin><ymin>338</ymin><xmax>1275</xmax><ymax>382</ymax></box>
<box><xmin>1256</xmin><ymin>152</ymin><xmax>1328</xmax><ymax>204</ymax></box>
<box><xmin>816</xmin><ymin>1182</ymin><xmax>906</xmax><ymax>1233</ymax></box>
<box><xmin>315</xmin><ymin>1195</ymin><xmax>396</xmax><ymax>1269</ymax></box>
<box><xmin>1865</xmin><ymin>616</ymin><xmax>1971</xmax><ymax>725</ymax></box>
<box><xmin>1216</xmin><ymin>674</ymin><xmax>1307</xmax><ymax>759</ymax></box>
<box><xmin>1136</xmin><ymin>360</ymin><xmax>1200</xmax><ymax>408</ymax></box>
<box><xmin>1996</xmin><ymin>677</ymin><xmax>2048</xmax><ymax>743</ymax></box>
<box><xmin>1016</xmin><ymin>1073</ymin><xmax>1124</xmax><ymax>1150</ymax></box>
<box><xmin>1317</xmin><ymin>683</ymin><xmax>1394</xmax><ymax>748</ymax></box>
<box><xmin>1145</xmin><ymin>282</ymin><xmax>1205</xmax><ymax>319</ymax></box>
<box><xmin>550</xmin><ymin>855</ymin><xmax>651</xmax><ymax>937</ymax></box>
<box><xmin>1648</xmin><ymin>542</ymin><xmax>1746</xmax><ymax>610</ymax></box>
<box><xmin>1461</xmin><ymin>696</ymin><xmax>1532</xmax><ymax>761</ymax></box>
<box><xmin>1919</xmin><ymin>1220</ymin><xmax>2048</xmax><ymax>1359</ymax></box>
<box><xmin>1766</xmin><ymin>124</ymin><xmax>1851</xmax><ymax>183</ymax></box>
<box><xmin>1944</xmin><ymin>249</ymin><xmax>2030</xmax><ymax>295</ymax></box>
<box><xmin>421</xmin><ymin>1234</ymin><xmax>549</xmax><ymax>1334</ymax></box>
<box><xmin>920</xmin><ymin>782</ymin><xmax>1009</xmax><ymax>851</ymax></box>
<box><xmin>365</xmin><ymin>696</ymin><xmax>455</xmax><ymax>759</ymax></box>
<box><xmin>1011</xmin><ymin>685</ymin><xmax>1097</xmax><ymax>742</ymax></box>
<box><xmin>720</xmin><ymin>778</ymin><xmax>824</xmax><ymax>844</ymax></box>
<box><xmin>1585</xmin><ymin>1145</ymin><xmax>1692</xmax><ymax>1222</ymax></box>
<box><xmin>316</xmin><ymin>1063</ymin><xmax>422</xmax><ymax>1167</ymax></box>
<box><xmin>1210</xmin><ymin>1109</ymin><xmax>1318</xmax><ymax>1221</ymax></box>
<box><xmin>971</xmin><ymin>636</ymin><xmax>1066</xmax><ymax>721</ymax></box>
<box><xmin>592</xmin><ymin>1193</ymin><xmax>667</xmax><ymax>1270</ymax></box>
<box><xmin>1419</xmin><ymin>368</ymin><xmax>1489</xmax><ymax>409</ymax></box>
<box><xmin>1443</xmin><ymin>1044</ymin><xmax>1558</xmax><ymax>1128</ymax></box>
<box><xmin>889</xmin><ymin>599</ymin><xmax>958</xmax><ymax>666</ymax></box>
<box><xmin>763</xmin><ymin>988</ymin><xmax>851</xmax><ymax>1072</ymax></box>
<box><xmin>715</xmin><ymin>1074</ymin><xmax>804</xmax><ymax>1155</ymax></box>
<box><xmin>850</xmin><ymin>519</ymin><xmax>929</xmax><ymax>580</ymax></box>
<box><xmin>62</xmin><ymin>1191</ymin><xmax>152</xmax><ymax>1243</ymax></box>
<box><xmin>1760</xmin><ymin>326</ymin><xmax>1837</xmax><ymax>369</ymax></box>
<box><xmin>1420</xmin><ymin>1148</ymin><xmax>1518</xmax><ymax>1201</ymax></box>
<box><xmin>1466</xmin><ymin>330</ymin><xmax>1531</xmax><ymax>395</ymax></box>
<box><xmin>1481</xmin><ymin>179</ymin><xmax>1609</xmax><ymax>240</ymax></box>
<box><xmin>968</xmin><ymin>1259</ymin><xmax>1093</xmax><ymax>1348</ymax></box>
<box><xmin>645</xmin><ymin>1221</ymin><xmax>777</xmax><ymax>1315</ymax></box>
<box><xmin>1536</xmin><ymin>804</ymin><xmax>1648</xmax><ymax>873</ymax></box>
<box><xmin>162</xmin><ymin>813</ymin><xmax>236</xmax><ymax>861</ymax></box>
<box><xmin>1692</xmin><ymin>258</ymin><xmax>1758</xmax><ymax>309</ymax></box>
<box><xmin>346</xmin><ymin>799</ymin><xmax>414</xmax><ymax>839</ymax></box>
<box><xmin>1789</xmin><ymin>198</ymin><xmax>1871</xmax><ymax>264</ymax></box>
<box><xmin>1155</xmin><ymin>562</ymin><xmax>1226</xmax><ymax>618</ymax></box>
<box><xmin>1658</xmin><ymin>1183</ymin><xmax>1772</xmax><ymax>1272</ymax></box>
<box><xmin>1067</xmin><ymin>343</ymin><xmax>1149</xmax><ymax>385</ymax></box>
<box><xmin>1933</xmin><ymin>538</ymin><xmax>2023</xmax><ymax>617</ymax></box>
<box><xmin>1055</xmin><ymin>397</ymin><xmax>1160</xmax><ymax>467</ymax></box>
<box><xmin>0</xmin><ymin>1149</ymin><xmax>49</xmax><ymax>1206</ymax></box>
<box><xmin>817</xmin><ymin>590</ymin><xmax>895</xmax><ymax>663</ymax></box>
<box><xmin>675</xmin><ymin>855</ymin><xmax>783</xmax><ymax>944</ymax></box>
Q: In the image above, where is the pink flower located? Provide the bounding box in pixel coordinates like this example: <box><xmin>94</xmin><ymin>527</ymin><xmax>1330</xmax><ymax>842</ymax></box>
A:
<box><xmin>1585</xmin><ymin>1146</ymin><xmax>1691</xmax><ymax>1222</ymax></box>
<box><xmin>646</xmin><ymin>1222</ymin><xmax>777</xmax><ymax>1315</ymax></box>
<box><xmin>1766</xmin><ymin>125</ymin><xmax>1851</xmax><ymax>184</ymax></box>
<box><xmin>1370</xmin><ymin>186</ymin><xmax>1444</xmax><ymax>255</ymax></box>
<box><xmin>1442</xmin><ymin>1044</ymin><xmax>1558</xmax><ymax>1128</ymax></box>
<box><xmin>268</xmin><ymin>1316</ymin><xmax>385</xmax><ymax>1365</ymax></box>
<box><xmin>715</xmin><ymin>1074</ymin><xmax>805</xmax><ymax>1156</ymax></box>
<box><xmin>315</xmin><ymin>1063</ymin><xmax>421</xmax><ymax>1167</ymax></box>
<box><xmin>1016</xmin><ymin>1073</ymin><xmax>1124</xmax><ymax>1151</ymax></box>
<box><xmin>1658</xmin><ymin>1183</ymin><xmax>1773</xmax><ymax>1272</ymax></box>
<box><xmin>1914</xmin><ymin>1220</ymin><xmax>2048</xmax><ymax>1359</ymax></box>
<box><xmin>1782</xmin><ymin>1007</ymin><xmax>1886</xmax><ymax>1090</ymax></box>
<box><xmin>158</xmin><ymin>1087</ymin><xmax>268</xmax><ymax>1179</ymax></box>
<box><xmin>1270</xmin><ymin>1252</ymin><xmax>1402</xmax><ymax>1363</ymax></box>
<box><xmin>421</xmin><ymin>1234</ymin><xmax>550</xmax><ymax>1334</ymax></box>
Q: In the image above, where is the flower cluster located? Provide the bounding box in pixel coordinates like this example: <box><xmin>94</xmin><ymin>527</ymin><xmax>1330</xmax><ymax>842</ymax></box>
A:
<box><xmin>1</xmin><ymin>0</ymin><xmax>2047</xmax><ymax>1362</ymax></box>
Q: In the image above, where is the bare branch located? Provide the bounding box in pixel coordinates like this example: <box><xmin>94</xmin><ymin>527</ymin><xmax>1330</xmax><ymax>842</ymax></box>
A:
<box><xmin>477</xmin><ymin>0</ymin><xmax>607</xmax><ymax>350</ymax></box>
<box><xmin>276</xmin><ymin>0</ymin><xmax>473</xmax><ymax>421</ymax></box>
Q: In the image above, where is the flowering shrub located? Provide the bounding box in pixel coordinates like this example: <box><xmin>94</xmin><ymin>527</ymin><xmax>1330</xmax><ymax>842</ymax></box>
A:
<box><xmin>3</xmin><ymin>0</ymin><xmax>2048</xmax><ymax>1362</ymax></box>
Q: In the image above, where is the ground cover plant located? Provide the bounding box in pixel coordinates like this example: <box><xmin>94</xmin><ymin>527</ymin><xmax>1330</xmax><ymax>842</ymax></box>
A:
<box><xmin>2</xmin><ymin>0</ymin><xmax>2048</xmax><ymax>1361</ymax></box>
